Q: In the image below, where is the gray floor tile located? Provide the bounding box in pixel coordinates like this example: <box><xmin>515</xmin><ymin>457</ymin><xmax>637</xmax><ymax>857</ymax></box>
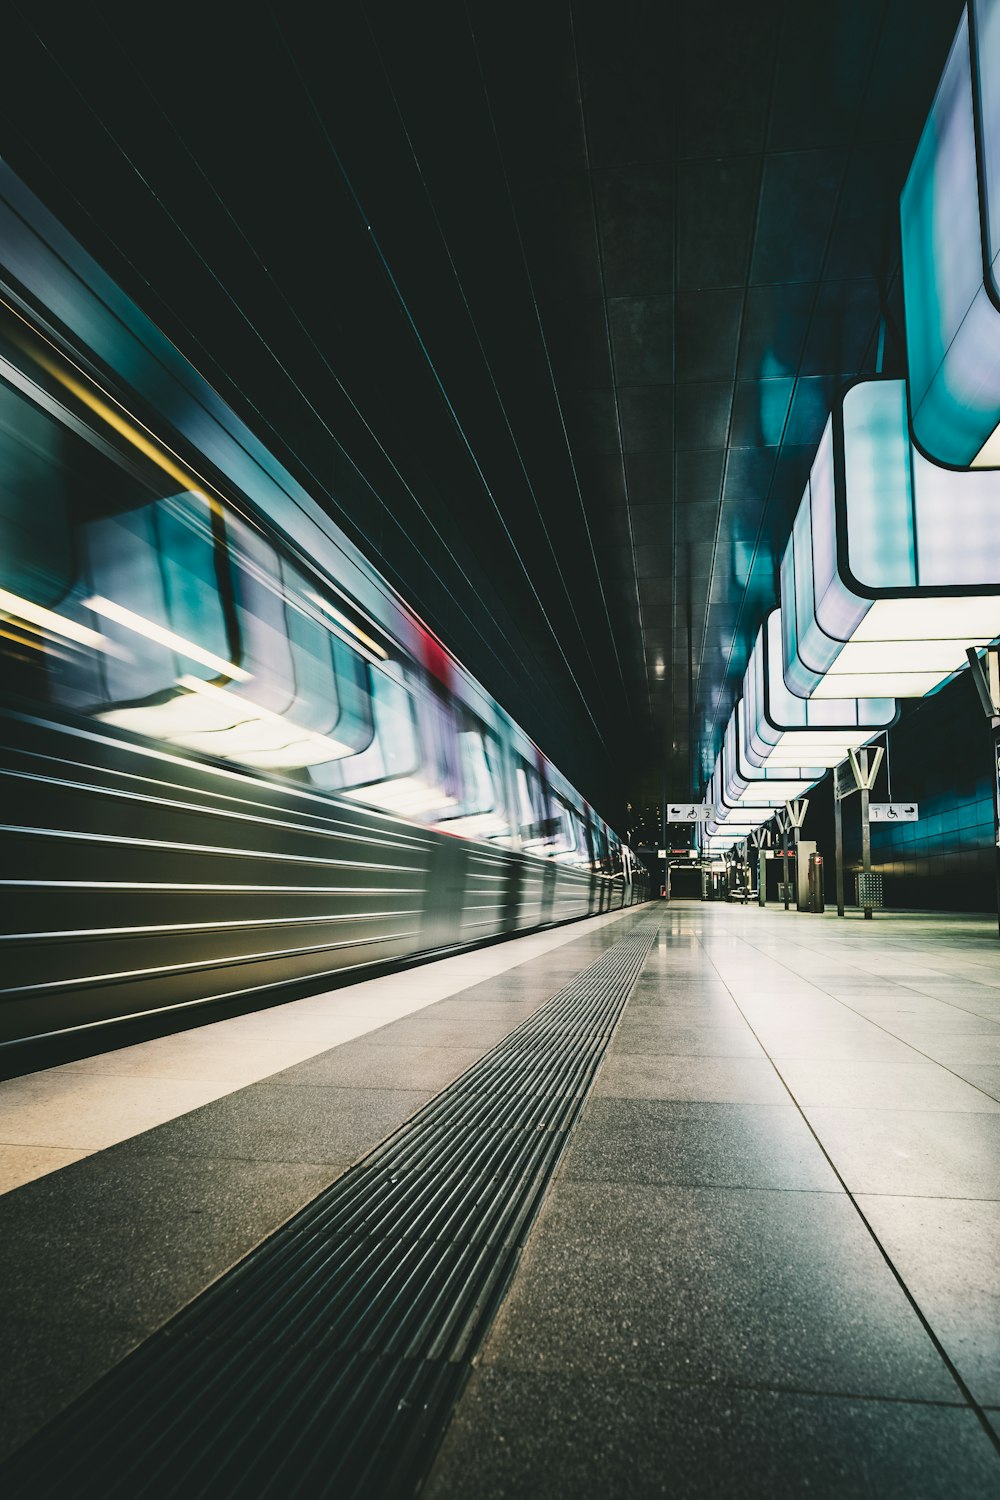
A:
<box><xmin>0</xmin><ymin>1315</ymin><xmax>145</xmax><ymax>1464</ymax></box>
<box><xmin>897</xmin><ymin>1033</ymin><xmax>1000</xmax><ymax>1065</ymax></box>
<box><xmin>559</xmin><ymin>1099</ymin><xmax>839</xmax><ymax>1191</ymax></box>
<box><xmin>343</xmin><ymin>1014</ymin><xmax>519</xmax><ymax>1050</ymax></box>
<box><xmin>625</xmin><ymin>997</ymin><xmax>746</xmax><ymax>1026</ymax></box>
<box><xmin>864</xmin><ymin>1010</ymin><xmax>1000</xmax><ymax>1037</ymax></box>
<box><xmin>778</xmin><ymin>1059</ymin><xmax>1000</xmax><ymax>1112</ymax></box>
<box><xmin>760</xmin><ymin>1028</ymin><xmax>920</xmax><ymax>1062</ymax></box>
<box><xmin>426</xmin><ymin>1370</ymin><xmax>1000</xmax><ymax>1500</ymax></box>
<box><xmin>0</xmin><ymin>1153</ymin><xmax>335</xmax><ymax>1458</ymax></box>
<box><xmin>413</xmin><ymin>1002</ymin><xmax>551</xmax><ymax>1026</ymax></box>
<box><xmin>836</xmin><ymin>995</ymin><xmax>985</xmax><ymax>1020</ymax></box>
<box><xmin>803</xmin><ymin>1108</ymin><xmax>1000</xmax><ymax>1198</ymax></box>
<box><xmin>0</xmin><ymin>1152</ymin><xmax>334</xmax><ymax>1320</ymax></box>
<box><xmin>611</xmin><ymin>1017</ymin><xmax>764</xmax><ymax>1057</ymax></box>
<box><xmin>950</xmin><ymin>1064</ymin><xmax>1000</xmax><ymax>1102</ymax></box>
<box><xmin>271</xmin><ymin>1042</ymin><xmax>485</xmax><ymax>1092</ymax></box>
<box><xmin>857</xmin><ymin>1195</ymin><xmax>1000</xmax><ymax>1407</ymax></box>
<box><xmin>112</xmin><ymin>1082</ymin><xmax>431</xmax><ymax>1166</ymax></box>
<box><xmin>594</xmin><ymin>1053</ymin><xmax>788</xmax><ymax>1103</ymax></box>
<box><xmin>734</xmin><ymin>998</ymin><xmax>854</xmax><ymax>1025</ymax></box>
<box><xmin>481</xmin><ymin>1182</ymin><xmax>956</xmax><ymax>1400</ymax></box>
<box><xmin>630</xmin><ymin>975</ymin><xmax>734</xmax><ymax>994</ymax></box>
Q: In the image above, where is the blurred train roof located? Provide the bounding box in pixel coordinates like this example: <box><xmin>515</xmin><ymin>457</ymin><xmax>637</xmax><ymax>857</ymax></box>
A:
<box><xmin>0</xmin><ymin>1</ymin><xmax>965</xmax><ymax>821</ymax></box>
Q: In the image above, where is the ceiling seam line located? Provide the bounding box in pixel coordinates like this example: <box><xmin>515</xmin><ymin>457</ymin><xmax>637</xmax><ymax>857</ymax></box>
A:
<box><xmin>268</xmin><ymin>7</ymin><xmax>612</xmax><ymax>753</ymax></box>
<box><xmin>464</xmin><ymin>3</ymin><xmax>631</xmax><ymax>714</ymax></box>
<box><xmin>364</xmin><ymin>6</ymin><xmax>615</xmax><ymax>723</ymax></box>
<box><xmin>568</xmin><ymin>0</ymin><xmax>653</xmax><ymax>727</ymax></box>
<box><xmin>671</xmin><ymin>9</ymin><xmax>682</xmax><ymax>794</ymax></box>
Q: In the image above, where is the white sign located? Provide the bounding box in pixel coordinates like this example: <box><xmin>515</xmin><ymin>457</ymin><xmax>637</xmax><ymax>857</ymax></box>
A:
<box><xmin>834</xmin><ymin>761</ymin><xmax>857</xmax><ymax>800</ymax></box>
<box><xmin>667</xmin><ymin>803</ymin><xmax>712</xmax><ymax>822</ymax></box>
<box><xmin>657</xmin><ymin>848</ymin><xmax>667</xmax><ymax>859</ymax></box>
<box><xmin>868</xmin><ymin>803</ymin><xmax>919</xmax><ymax>822</ymax></box>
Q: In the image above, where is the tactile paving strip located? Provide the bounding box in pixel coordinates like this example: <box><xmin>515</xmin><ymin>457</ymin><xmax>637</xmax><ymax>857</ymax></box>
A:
<box><xmin>1</xmin><ymin>920</ymin><xmax>658</xmax><ymax>1498</ymax></box>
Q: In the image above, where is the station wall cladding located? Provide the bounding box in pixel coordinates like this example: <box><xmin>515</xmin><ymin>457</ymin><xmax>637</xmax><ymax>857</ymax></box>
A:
<box><xmin>838</xmin><ymin>673</ymin><xmax>996</xmax><ymax>913</ymax></box>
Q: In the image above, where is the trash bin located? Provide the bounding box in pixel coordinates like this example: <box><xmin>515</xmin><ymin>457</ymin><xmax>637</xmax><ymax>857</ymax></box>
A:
<box><xmin>808</xmin><ymin>852</ymin><xmax>825</xmax><ymax>914</ymax></box>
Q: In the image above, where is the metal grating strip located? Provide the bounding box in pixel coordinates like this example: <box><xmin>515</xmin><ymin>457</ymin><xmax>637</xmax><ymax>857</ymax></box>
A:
<box><xmin>1</xmin><ymin>918</ymin><xmax>658</xmax><ymax>1499</ymax></box>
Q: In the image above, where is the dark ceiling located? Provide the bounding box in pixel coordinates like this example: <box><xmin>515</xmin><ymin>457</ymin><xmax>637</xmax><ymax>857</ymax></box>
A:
<box><xmin>0</xmin><ymin>1</ymin><xmax>964</xmax><ymax>827</ymax></box>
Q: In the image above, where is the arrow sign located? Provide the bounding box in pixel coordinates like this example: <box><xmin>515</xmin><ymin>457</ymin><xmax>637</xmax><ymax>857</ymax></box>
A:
<box><xmin>666</xmin><ymin>803</ymin><xmax>712</xmax><ymax>822</ymax></box>
<box><xmin>869</xmin><ymin>803</ymin><xmax>919</xmax><ymax>822</ymax></box>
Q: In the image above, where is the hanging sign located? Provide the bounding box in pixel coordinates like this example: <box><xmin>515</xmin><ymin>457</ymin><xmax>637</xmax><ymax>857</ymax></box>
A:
<box><xmin>666</xmin><ymin>803</ymin><xmax>712</xmax><ymax>822</ymax></box>
<box><xmin>834</xmin><ymin>761</ymin><xmax>857</xmax><ymax>801</ymax></box>
<box><xmin>868</xmin><ymin>803</ymin><xmax>918</xmax><ymax>822</ymax></box>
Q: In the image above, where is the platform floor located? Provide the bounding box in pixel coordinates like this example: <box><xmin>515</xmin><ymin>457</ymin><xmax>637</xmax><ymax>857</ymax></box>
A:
<box><xmin>0</xmin><ymin>905</ymin><xmax>632</xmax><ymax>1196</ymax></box>
<box><xmin>2</xmin><ymin>901</ymin><xmax>1000</xmax><ymax>1494</ymax></box>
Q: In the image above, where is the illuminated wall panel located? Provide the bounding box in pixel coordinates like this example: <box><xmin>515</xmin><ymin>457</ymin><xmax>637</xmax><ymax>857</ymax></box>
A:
<box><xmin>901</xmin><ymin>0</ymin><xmax>1000</xmax><ymax>467</ymax></box>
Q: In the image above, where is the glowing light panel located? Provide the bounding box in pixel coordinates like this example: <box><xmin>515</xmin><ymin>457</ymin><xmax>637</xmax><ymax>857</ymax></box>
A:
<box><xmin>901</xmin><ymin>0</ymin><xmax>1000</xmax><ymax>467</ymax></box>
<box><xmin>781</xmin><ymin>380</ymin><xmax>1000</xmax><ymax>699</ymax></box>
<box><xmin>743</xmin><ymin>610</ymin><xmax>895</xmax><ymax>769</ymax></box>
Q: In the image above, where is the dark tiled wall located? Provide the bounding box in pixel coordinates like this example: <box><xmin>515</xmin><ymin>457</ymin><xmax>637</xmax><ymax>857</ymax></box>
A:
<box><xmin>840</xmin><ymin>673</ymin><xmax>996</xmax><ymax>912</ymax></box>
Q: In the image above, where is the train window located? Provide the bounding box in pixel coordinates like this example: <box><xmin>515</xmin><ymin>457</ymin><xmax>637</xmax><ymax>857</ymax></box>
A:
<box><xmin>279</xmin><ymin>560</ymin><xmax>374</xmax><ymax>758</ymax></box>
<box><xmin>548</xmin><ymin>795</ymin><xmax>589</xmax><ymax>863</ymax></box>
<box><xmin>481</xmin><ymin>732</ymin><xmax>511</xmax><ymax>833</ymax></box>
<box><xmin>83</xmin><ymin>504</ymin><xmax>184</xmax><ymax>704</ymax></box>
<box><xmin>437</xmin><ymin>717</ymin><xmax>511</xmax><ymax>839</ymax></box>
<box><xmin>592</xmin><ymin>824</ymin><xmax>610</xmax><ymax>875</ymax></box>
<box><xmin>335</xmin><ymin>667</ymin><xmax>455</xmax><ymax>818</ymax></box>
<box><xmin>156</xmin><ymin>497</ymin><xmax>234</xmax><ymax>674</ymax></box>
<box><xmin>83</xmin><ymin>501</ymin><xmax>357</xmax><ymax>770</ymax></box>
<box><xmin>517</xmin><ymin>761</ymin><xmax>551</xmax><ymax>850</ymax></box>
<box><xmin>285</xmin><ymin>595</ymin><xmax>339</xmax><ymax>730</ymax></box>
<box><xmin>515</xmin><ymin>765</ymin><xmax>533</xmax><ymax>830</ymax></box>
<box><xmin>328</xmin><ymin>631</ymin><xmax>373</xmax><ymax>753</ymax></box>
<box><xmin>226</xmin><ymin>522</ymin><xmax>295</xmax><ymax>713</ymax></box>
<box><xmin>583</xmin><ymin>818</ymin><xmax>597</xmax><ymax>872</ymax></box>
<box><xmin>420</xmin><ymin>680</ymin><xmax>462</xmax><ymax>806</ymax></box>
<box><xmin>570</xmin><ymin>808</ymin><xmax>590</xmax><ymax>868</ymax></box>
<box><xmin>0</xmin><ymin>380</ymin><xmax>73</xmax><ymax>609</ymax></box>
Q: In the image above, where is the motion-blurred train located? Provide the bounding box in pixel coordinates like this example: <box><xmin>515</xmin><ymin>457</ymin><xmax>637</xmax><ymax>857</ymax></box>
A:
<box><xmin>0</xmin><ymin>166</ymin><xmax>648</xmax><ymax>1052</ymax></box>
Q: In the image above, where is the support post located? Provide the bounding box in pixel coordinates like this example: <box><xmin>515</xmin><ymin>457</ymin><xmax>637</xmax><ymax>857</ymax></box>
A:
<box><xmin>993</xmin><ymin>725</ymin><xmax>1000</xmax><ymax>940</ymax></box>
<box><xmin>859</xmin><ymin>751</ymin><xmax>873</xmax><ymax>920</ymax></box>
<box><xmin>778</xmin><ymin>813</ymin><xmax>790</xmax><ymax>911</ymax></box>
<box><xmin>785</xmin><ymin>799</ymin><xmax>809</xmax><ymax>912</ymax></box>
<box><xmin>834</xmin><ymin>793</ymin><xmax>845</xmax><ymax>917</ymax></box>
<box><xmin>662</xmin><ymin>798</ymin><xmax>669</xmax><ymax>905</ymax></box>
<box><xmin>965</xmin><ymin>646</ymin><xmax>1000</xmax><ymax>937</ymax></box>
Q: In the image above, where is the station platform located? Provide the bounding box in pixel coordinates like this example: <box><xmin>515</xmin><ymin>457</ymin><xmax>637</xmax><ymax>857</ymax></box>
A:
<box><xmin>1</xmin><ymin>901</ymin><xmax>999</xmax><ymax>1496</ymax></box>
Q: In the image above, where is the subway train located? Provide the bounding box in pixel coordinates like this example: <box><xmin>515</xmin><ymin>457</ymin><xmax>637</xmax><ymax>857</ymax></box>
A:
<box><xmin>0</xmin><ymin>165</ymin><xmax>648</xmax><ymax>1054</ymax></box>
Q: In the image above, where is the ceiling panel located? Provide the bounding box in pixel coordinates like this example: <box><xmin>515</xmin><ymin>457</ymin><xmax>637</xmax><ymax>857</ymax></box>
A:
<box><xmin>750</xmin><ymin>150</ymin><xmax>849</xmax><ymax>285</ymax></box>
<box><xmin>594</xmin><ymin>167</ymin><xmax>675</xmax><ymax>295</ymax></box>
<box><xmin>0</xmin><ymin>0</ymin><xmax>968</xmax><ymax>821</ymax></box>
<box><xmin>675</xmin><ymin>385</ymin><xmax>735</xmax><ymax>451</ymax></box>
<box><xmin>608</xmin><ymin>296</ymin><xmax>674</xmax><ymax>384</ymax></box>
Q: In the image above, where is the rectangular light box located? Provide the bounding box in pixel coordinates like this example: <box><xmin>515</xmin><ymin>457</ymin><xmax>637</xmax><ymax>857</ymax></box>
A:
<box><xmin>781</xmin><ymin>379</ymin><xmax>1000</xmax><ymax>699</ymax></box>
